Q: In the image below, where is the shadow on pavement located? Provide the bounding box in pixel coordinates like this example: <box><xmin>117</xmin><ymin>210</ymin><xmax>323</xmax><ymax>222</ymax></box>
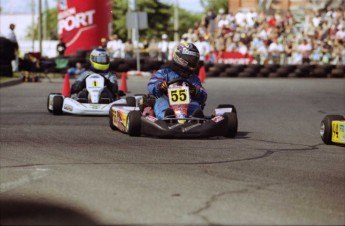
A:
<box><xmin>0</xmin><ymin>198</ymin><xmax>100</xmax><ymax>225</ymax></box>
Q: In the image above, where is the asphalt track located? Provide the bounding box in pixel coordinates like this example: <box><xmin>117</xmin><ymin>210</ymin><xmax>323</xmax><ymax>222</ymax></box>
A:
<box><xmin>0</xmin><ymin>76</ymin><xmax>344</xmax><ymax>225</ymax></box>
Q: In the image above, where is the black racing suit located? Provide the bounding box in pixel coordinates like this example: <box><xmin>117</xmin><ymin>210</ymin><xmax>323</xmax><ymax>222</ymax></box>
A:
<box><xmin>71</xmin><ymin>68</ymin><xmax>118</xmax><ymax>100</ymax></box>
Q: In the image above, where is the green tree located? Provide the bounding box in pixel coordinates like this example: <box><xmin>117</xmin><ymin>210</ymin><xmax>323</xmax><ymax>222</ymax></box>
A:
<box><xmin>112</xmin><ymin>0</ymin><xmax>202</xmax><ymax>41</ymax></box>
<box><xmin>26</xmin><ymin>7</ymin><xmax>58</xmax><ymax>40</ymax></box>
<box><xmin>200</xmin><ymin>0</ymin><xmax>228</xmax><ymax>13</ymax></box>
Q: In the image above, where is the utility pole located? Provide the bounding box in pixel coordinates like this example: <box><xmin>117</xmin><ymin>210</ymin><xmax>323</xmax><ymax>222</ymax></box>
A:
<box><xmin>38</xmin><ymin>0</ymin><xmax>43</xmax><ymax>55</ymax></box>
<box><xmin>131</xmin><ymin>0</ymin><xmax>140</xmax><ymax>71</ymax></box>
<box><xmin>174</xmin><ymin>0</ymin><xmax>179</xmax><ymax>42</ymax></box>
<box><xmin>31</xmin><ymin>0</ymin><xmax>35</xmax><ymax>51</ymax></box>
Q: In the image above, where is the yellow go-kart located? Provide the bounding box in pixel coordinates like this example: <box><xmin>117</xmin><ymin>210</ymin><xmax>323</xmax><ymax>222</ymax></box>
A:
<box><xmin>320</xmin><ymin>115</ymin><xmax>345</xmax><ymax>145</ymax></box>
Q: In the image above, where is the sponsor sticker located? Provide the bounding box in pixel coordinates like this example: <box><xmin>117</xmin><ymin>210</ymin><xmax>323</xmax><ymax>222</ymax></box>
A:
<box><xmin>182</xmin><ymin>49</ymin><xmax>199</xmax><ymax>57</ymax></box>
<box><xmin>215</xmin><ymin>108</ymin><xmax>232</xmax><ymax>115</ymax></box>
<box><xmin>146</xmin><ymin>116</ymin><xmax>158</xmax><ymax>122</ymax></box>
<box><xmin>212</xmin><ymin>115</ymin><xmax>224</xmax><ymax>123</ymax></box>
<box><xmin>182</xmin><ymin>123</ymin><xmax>201</xmax><ymax>132</ymax></box>
<box><xmin>63</xmin><ymin>104</ymin><xmax>73</xmax><ymax>111</ymax></box>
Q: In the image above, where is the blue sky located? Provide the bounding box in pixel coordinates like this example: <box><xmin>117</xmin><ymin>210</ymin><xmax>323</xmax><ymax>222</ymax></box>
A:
<box><xmin>0</xmin><ymin>0</ymin><xmax>204</xmax><ymax>14</ymax></box>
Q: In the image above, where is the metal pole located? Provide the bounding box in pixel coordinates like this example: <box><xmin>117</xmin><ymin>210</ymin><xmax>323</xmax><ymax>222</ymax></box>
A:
<box><xmin>174</xmin><ymin>0</ymin><xmax>179</xmax><ymax>42</ymax></box>
<box><xmin>38</xmin><ymin>0</ymin><xmax>43</xmax><ymax>55</ymax></box>
<box><xmin>31</xmin><ymin>0</ymin><xmax>35</xmax><ymax>51</ymax></box>
<box><xmin>43</xmin><ymin>0</ymin><xmax>48</xmax><ymax>40</ymax></box>
<box><xmin>132</xmin><ymin>0</ymin><xmax>140</xmax><ymax>71</ymax></box>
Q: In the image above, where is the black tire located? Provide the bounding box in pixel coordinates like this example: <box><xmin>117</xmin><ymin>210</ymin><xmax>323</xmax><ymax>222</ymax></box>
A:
<box><xmin>217</xmin><ymin>104</ymin><xmax>237</xmax><ymax>114</ymax></box>
<box><xmin>52</xmin><ymin>96</ymin><xmax>63</xmax><ymax>115</ymax></box>
<box><xmin>126</xmin><ymin>111</ymin><xmax>141</xmax><ymax>136</ymax></box>
<box><xmin>109</xmin><ymin>105</ymin><xmax>118</xmax><ymax>131</ymax></box>
<box><xmin>320</xmin><ymin>115</ymin><xmax>344</xmax><ymax>145</ymax></box>
<box><xmin>224</xmin><ymin>112</ymin><xmax>238</xmax><ymax>138</ymax></box>
<box><xmin>126</xmin><ymin>96</ymin><xmax>136</xmax><ymax>107</ymax></box>
<box><xmin>47</xmin><ymin>95</ymin><xmax>52</xmax><ymax>113</ymax></box>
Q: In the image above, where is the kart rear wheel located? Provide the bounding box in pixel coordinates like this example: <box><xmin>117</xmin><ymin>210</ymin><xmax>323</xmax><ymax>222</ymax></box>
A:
<box><xmin>217</xmin><ymin>104</ymin><xmax>237</xmax><ymax>113</ymax></box>
<box><xmin>52</xmin><ymin>96</ymin><xmax>63</xmax><ymax>115</ymax></box>
<box><xmin>47</xmin><ymin>93</ymin><xmax>61</xmax><ymax>113</ymax></box>
<box><xmin>224</xmin><ymin>112</ymin><xmax>238</xmax><ymax>138</ymax></box>
<box><xmin>126</xmin><ymin>96</ymin><xmax>136</xmax><ymax>107</ymax></box>
<box><xmin>109</xmin><ymin>106</ymin><xmax>118</xmax><ymax>131</ymax></box>
<box><xmin>126</xmin><ymin>111</ymin><xmax>141</xmax><ymax>136</ymax></box>
<box><xmin>320</xmin><ymin>115</ymin><xmax>344</xmax><ymax>145</ymax></box>
<box><xmin>47</xmin><ymin>95</ymin><xmax>52</xmax><ymax>113</ymax></box>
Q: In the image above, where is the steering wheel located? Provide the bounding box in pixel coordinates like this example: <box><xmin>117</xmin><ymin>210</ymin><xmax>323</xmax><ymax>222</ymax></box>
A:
<box><xmin>167</xmin><ymin>78</ymin><xmax>193</xmax><ymax>86</ymax></box>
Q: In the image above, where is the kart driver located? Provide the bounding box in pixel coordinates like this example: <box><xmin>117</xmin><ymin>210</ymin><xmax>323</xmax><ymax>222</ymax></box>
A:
<box><xmin>148</xmin><ymin>42</ymin><xmax>207</xmax><ymax>119</ymax></box>
<box><xmin>71</xmin><ymin>48</ymin><xmax>118</xmax><ymax>100</ymax></box>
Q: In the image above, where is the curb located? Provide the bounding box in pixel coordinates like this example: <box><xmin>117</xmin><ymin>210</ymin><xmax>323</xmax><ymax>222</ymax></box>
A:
<box><xmin>0</xmin><ymin>78</ymin><xmax>23</xmax><ymax>88</ymax></box>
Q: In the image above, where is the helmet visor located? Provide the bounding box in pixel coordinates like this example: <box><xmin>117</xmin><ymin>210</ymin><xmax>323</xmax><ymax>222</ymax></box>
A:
<box><xmin>91</xmin><ymin>55</ymin><xmax>109</xmax><ymax>64</ymax></box>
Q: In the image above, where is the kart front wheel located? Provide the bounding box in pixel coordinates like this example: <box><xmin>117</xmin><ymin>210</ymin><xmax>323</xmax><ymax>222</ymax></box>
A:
<box><xmin>224</xmin><ymin>112</ymin><xmax>238</xmax><ymax>138</ymax></box>
<box><xmin>126</xmin><ymin>111</ymin><xmax>141</xmax><ymax>136</ymax></box>
<box><xmin>52</xmin><ymin>96</ymin><xmax>63</xmax><ymax>115</ymax></box>
<box><xmin>47</xmin><ymin>93</ymin><xmax>61</xmax><ymax>113</ymax></box>
<box><xmin>217</xmin><ymin>104</ymin><xmax>237</xmax><ymax>113</ymax></box>
<box><xmin>126</xmin><ymin>96</ymin><xmax>136</xmax><ymax>107</ymax></box>
<box><xmin>320</xmin><ymin>115</ymin><xmax>344</xmax><ymax>145</ymax></box>
<box><xmin>47</xmin><ymin>95</ymin><xmax>52</xmax><ymax>113</ymax></box>
<box><xmin>109</xmin><ymin>106</ymin><xmax>118</xmax><ymax>131</ymax></box>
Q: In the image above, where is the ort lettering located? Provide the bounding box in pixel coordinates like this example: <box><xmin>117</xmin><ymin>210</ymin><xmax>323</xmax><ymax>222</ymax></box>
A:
<box><xmin>58</xmin><ymin>9</ymin><xmax>96</xmax><ymax>34</ymax></box>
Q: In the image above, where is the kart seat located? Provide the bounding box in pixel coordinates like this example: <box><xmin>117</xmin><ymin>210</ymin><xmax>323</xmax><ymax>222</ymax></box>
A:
<box><xmin>100</xmin><ymin>91</ymin><xmax>112</xmax><ymax>104</ymax></box>
<box><xmin>140</xmin><ymin>94</ymin><xmax>156</xmax><ymax>112</ymax></box>
<box><xmin>77</xmin><ymin>90</ymin><xmax>88</xmax><ymax>103</ymax></box>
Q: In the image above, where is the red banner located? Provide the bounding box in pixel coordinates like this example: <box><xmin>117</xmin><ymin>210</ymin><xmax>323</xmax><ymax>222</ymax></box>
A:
<box><xmin>58</xmin><ymin>0</ymin><xmax>112</xmax><ymax>55</ymax></box>
<box><xmin>207</xmin><ymin>51</ymin><xmax>254</xmax><ymax>64</ymax></box>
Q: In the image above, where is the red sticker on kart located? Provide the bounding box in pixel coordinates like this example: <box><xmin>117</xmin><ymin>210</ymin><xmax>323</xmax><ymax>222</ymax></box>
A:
<box><xmin>212</xmin><ymin>115</ymin><xmax>224</xmax><ymax>123</ymax></box>
<box><xmin>146</xmin><ymin>116</ymin><xmax>158</xmax><ymax>122</ymax></box>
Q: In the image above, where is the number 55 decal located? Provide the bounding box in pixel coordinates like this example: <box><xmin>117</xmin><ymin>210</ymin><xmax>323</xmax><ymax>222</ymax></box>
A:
<box><xmin>168</xmin><ymin>86</ymin><xmax>190</xmax><ymax>105</ymax></box>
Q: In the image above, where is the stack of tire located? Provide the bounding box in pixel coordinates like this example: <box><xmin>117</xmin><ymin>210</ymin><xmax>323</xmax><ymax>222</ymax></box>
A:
<box><xmin>309</xmin><ymin>65</ymin><xmax>335</xmax><ymax>78</ymax></box>
<box><xmin>0</xmin><ymin>37</ymin><xmax>16</xmax><ymax>77</ymax></box>
<box><xmin>238</xmin><ymin>64</ymin><xmax>261</xmax><ymax>77</ymax></box>
<box><xmin>257</xmin><ymin>64</ymin><xmax>278</xmax><ymax>77</ymax></box>
<box><xmin>110</xmin><ymin>58</ymin><xmax>165</xmax><ymax>73</ymax></box>
<box><xmin>328</xmin><ymin>65</ymin><xmax>344</xmax><ymax>78</ymax></box>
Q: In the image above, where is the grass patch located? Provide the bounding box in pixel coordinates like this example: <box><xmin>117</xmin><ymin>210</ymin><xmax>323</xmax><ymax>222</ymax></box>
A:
<box><xmin>0</xmin><ymin>72</ymin><xmax>22</xmax><ymax>81</ymax></box>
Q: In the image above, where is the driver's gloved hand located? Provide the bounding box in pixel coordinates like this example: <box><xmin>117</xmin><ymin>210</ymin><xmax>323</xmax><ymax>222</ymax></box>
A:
<box><xmin>158</xmin><ymin>80</ymin><xmax>168</xmax><ymax>93</ymax></box>
<box><xmin>189</xmin><ymin>84</ymin><xmax>198</xmax><ymax>97</ymax></box>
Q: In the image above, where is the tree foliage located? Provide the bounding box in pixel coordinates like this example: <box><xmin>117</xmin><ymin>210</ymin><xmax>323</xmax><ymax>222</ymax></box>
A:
<box><xmin>200</xmin><ymin>0</ymin><xmax>228</xmax><ymax>13</ymax></box>
<box><xmin>26</xmin><ymin>7</ymin><xmax>58</xmax><ymax>40</ymax></box>
<box><xmin>27</xmin><ymin>0</ymin><xmax>205</xmax><ymax>42</ymax></box>
<box><xmin>112</xmin><ymin>0</ymin><xmax>203</xmax><ymax>41</ymax></box>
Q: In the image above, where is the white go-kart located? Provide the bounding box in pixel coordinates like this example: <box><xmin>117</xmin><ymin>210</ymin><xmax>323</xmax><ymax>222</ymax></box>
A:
<box><xmin>47</xmin><ymin>73</ymin><xmax>128</xmax><ymax>116</ymax></box>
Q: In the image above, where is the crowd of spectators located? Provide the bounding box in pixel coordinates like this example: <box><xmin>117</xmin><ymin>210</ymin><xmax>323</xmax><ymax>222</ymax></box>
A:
<box><xmin>191</xmin><ymin>6</ymin><xmax>345</xmax><ymax>65</ymax></box>
<box><xmin>105</xmin><ymin>5</ymin><xmax>345</xmax><ymax>66</ymax></box>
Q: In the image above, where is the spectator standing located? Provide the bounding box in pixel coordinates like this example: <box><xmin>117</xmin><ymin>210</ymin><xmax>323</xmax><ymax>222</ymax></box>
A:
<box><xmin>158</xmin><ymin>34</ymin><xmax>169</xmax><ymax>62</ymax></box>
<box><xmin>6</xmin><ymin>23</ymin><xmax>19</xmax><ymax>71</ymax></box>
<box><xmin>56</xmin><ymin>37</ymin><xmax>66</xmax><ymax>57</ymax></box>
<box><xmin>268</xmin><ymin>38</ymin><xmax>283</xmax><ymax>64</ymax></box>
<box><xmin>100</xmin><ymin>38</ymin><xmax>108</xmax><ymax>49</ymax></box>
<box><xmin>205</xmin><ymin>9</ymin><xmax>217</xmax><ymax>31</ymax></box>
<box><xmin>310</xmin><ymin>40</ymin><xmax>323</xmax><ymax>64</ymax></box>
<box><xmin>194</xmin><ymin>35</ymin><xmax>210</xmax><ymax>73</ymax></box>
<box><xmin>335</xmin><ymin>27</ymin><xmax>345</xmax><ymax>40</ymax></box>
<box><xmin>0</xmin><ymin>35</ymin><xmax>16</xmax><ymax>76</ymax></box>
<box><xmin>148</xmin><ymin>36</ymin><xmax>160</xmax><ymax>61</ymax></box>
<box><xmin>297</xmin><ymin>39</ymin><xmax>312</xmax><ymax>64</ymax></box>
<box><xmin>67</xmin><ymin>62</ymin><xmax>86</xmax><ymax>78</ymax></box>
<box><xmin>107</xmin><ymin>34</ymin><xmax>123</xmax><ymax>59</ymax></box>
<box><xmin>284</xmin><ymin>41</ymin><xmax>294</xmax><ymax>64</ymax></box>
<box><xmin>124</xmin><ymin>39</ymin><xmax>134</xmax><ymax>59</ymax></box>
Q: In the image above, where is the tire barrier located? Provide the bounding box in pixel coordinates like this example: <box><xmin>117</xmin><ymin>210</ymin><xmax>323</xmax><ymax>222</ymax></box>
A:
<box><xmin>31</xmin><ymin>53</ymin><xmax>345</xmax><ymax>78</ymax></box>
<box><xmin>205</xmin><ymin>64</ymin><xmax>344</xmax><ymax>78</ymax></box>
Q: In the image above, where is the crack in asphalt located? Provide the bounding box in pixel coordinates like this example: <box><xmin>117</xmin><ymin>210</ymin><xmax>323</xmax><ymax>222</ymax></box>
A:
<box><xmin>1</xmin><ymin>142</ymin><xmax>323</xmax><ymax>169</ymax></box>
<box><xmin>188</xmin><ymin>183</ymin><xmax>276</xmax><ymax>224</ymax></box>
